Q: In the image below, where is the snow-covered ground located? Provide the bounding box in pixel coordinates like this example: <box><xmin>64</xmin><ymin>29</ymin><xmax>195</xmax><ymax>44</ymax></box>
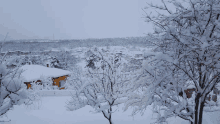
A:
<box><xmin>1</xmin><ymin>45</ymin><xmax>220</xmax><ymax>124</ymax></box>
<box><xmin>36</xmin><ymin>90</ymin><xmax>76</xmax><ymax>96</ymax></box>
<box><xmin>2</xmin><ymin>96</ymin><xmax>156</xmax><ymax>124</ymax></box>
<box><xmin>0</xmin><ymin>95</ymin><xmax>219</xmax><ymax>124</ymax></box>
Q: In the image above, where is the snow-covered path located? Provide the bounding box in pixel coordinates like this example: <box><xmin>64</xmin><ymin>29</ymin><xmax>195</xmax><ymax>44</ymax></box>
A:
<box><xmin>1</xmin><ymin>96</ymin><xmax>219</xmax><ymax>124</ymax></box>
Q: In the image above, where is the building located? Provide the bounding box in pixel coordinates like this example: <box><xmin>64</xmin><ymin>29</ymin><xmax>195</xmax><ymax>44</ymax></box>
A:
<box><xmin>20</xmin><ymin>64</ymin><xmax>71</xmax><ymax>90</ymax></box>
<box><xmin>179</xmin><ymin>84</ymin><xmax>219</xmax><ymax>102</ymax></box>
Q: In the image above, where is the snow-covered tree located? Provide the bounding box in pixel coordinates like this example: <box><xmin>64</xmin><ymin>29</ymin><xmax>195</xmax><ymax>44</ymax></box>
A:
<box><xmin>0</xmin><ymin>34</ymin><xmax>29</xmax><ymax>118</ymax></box>
<box><xmin>125</xmin><ymin>0</ymin><xmax>220</xmax><ymax>124</ymax></box>
<box><xmin>49</xmin><ymin>50</ymin><xmax>78</xmax><ymax>71</ymax></box>
<box><xmin>0</xmin><ymin>63</ymin><xmax>28</xmax><ymax>117</ymax></box>
<box><xmin>0</xmin><ymin>37</ymin><xmax>37</xmax><ymax>120</ymax></box>
<box><xmin>66</xmin><ymin>48</ymin><xmax>132</xmax><ymax>124</ymax></box>
<box><xmin>4</xmin><ymin>55</ymin><xmax>45</xmax><ymax>69</ymax></box>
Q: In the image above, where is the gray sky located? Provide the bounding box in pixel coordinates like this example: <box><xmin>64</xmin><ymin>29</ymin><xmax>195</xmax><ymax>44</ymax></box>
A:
<box><xmin>0</xmin><ymin>0</ymin><xmax>153</xmax><ymax>40</ymax></box>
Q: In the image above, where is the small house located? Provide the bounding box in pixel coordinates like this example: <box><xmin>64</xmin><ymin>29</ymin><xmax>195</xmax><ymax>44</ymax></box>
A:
<box><xmin>20</xmin><ymin>65</ymin><xmax>71</xmax><ymax>90</ymax></box>
<box><xmin>178</xmin><ymin>84</ymin><xmax>219</xmax><ymax>102</ymax></box>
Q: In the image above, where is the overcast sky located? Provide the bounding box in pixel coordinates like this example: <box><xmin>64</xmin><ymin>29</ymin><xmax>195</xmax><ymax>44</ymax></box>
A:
<box><xmin>0</xmin><ymin>0</ymin><xmax>154</xmax><ymax>40</ymax></box>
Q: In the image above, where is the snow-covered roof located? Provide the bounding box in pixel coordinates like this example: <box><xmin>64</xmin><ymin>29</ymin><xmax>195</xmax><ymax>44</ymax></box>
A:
<box><xmin>20</xmin><ymin>65</ymin><xmax>71</xmax><ymax>82</ymax></box>
<box><xmin>187</xmin><ymin>83</ymin><xmax>196</xmax><ymax>89</ymax></box>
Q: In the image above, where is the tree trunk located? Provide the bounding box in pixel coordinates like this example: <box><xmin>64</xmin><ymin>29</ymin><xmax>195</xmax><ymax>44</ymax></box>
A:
<box><xmin>194</xmin><ymin>93</ymin><xmax>205</xmax><ymax>124</ymax></box>
<box><xmin>108</xmin><ymin>106</ymin><xmax>113</xmax><ymax>124</ymax></box>
<box><xmin>102</xmin><ymin>110</ymin><xmax>113</xmax><ymax>124</ymax></box>
<box><xmin>107</xmin><ymin>115</ymin><xmax>113</xmax><ymax>124</ymax></box>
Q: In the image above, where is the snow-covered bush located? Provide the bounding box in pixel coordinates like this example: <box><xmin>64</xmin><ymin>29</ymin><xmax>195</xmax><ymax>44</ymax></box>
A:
<box><xmin>30</xmin><ymin>82</ymin><xmax>43</xmax><ymax>91</ymax></box>
<box><xmin>24</xmin><ymin>88</ymin><xmax>42</xmax><ymax>110</ymax></box>
<box><xmin>40</xmin><ymin>76</ymin><xmax>54</xmax><ymax>90</ymax></box>
<box><xmin>64</xmin><ymin>66</ymin><xmax>83</xmax><ymax>90</ymax></box>
<box><xmin>29</xmin><ymin>76</ymin><xmax>62</xmax><ymax>91</ymax></box>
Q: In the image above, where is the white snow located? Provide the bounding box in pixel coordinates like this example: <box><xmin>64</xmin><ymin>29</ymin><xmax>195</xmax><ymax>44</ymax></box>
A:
<box><xmin>187</xmin><ymin>84</ymin><xmax>196</xmax><ymax>89</ymax></box>
<box><xmin>1</xmin><ymin>96</ymin><xmax>219</xmax><ymax>124</ymax></box>
<box><xmin>20</xmin><ymin>65</ymin><xmax>71</xmax><ymax>82</ymax></box>
<box><xmin>37</xmin><ymin>90</ymin><xmax>76</xmax><ymax>96</ymax></box>
<box><xmin>3</xmin><ymin>96</ymin><xmax>156</xmax><ymax>124</ymax></box>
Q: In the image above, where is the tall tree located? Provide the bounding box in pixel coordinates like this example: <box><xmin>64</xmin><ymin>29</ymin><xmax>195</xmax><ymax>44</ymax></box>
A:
<box><xmin>125</xmin><ymin>0</ymin><xmax>220</xmax><ymax>124</ymax></box>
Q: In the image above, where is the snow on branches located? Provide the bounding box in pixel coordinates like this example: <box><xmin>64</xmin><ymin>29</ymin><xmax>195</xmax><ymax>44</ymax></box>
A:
<box><xmin>0</xmin><ymin>64</ymin><xmax>28</xmax><ymax>117</ymax></box>
<box><xmin>125</xmin><ymin>0</ymin><xmax>220</xmax><ymax>124</ymax></box>
<box><xmin>66</xmin><ymin>48</ymin><xmax>132</xmax><ymax>124</ymax></box>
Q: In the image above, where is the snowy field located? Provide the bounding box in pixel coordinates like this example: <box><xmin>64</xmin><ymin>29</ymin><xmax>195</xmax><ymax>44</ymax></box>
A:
<box><xmin>36</xmin><ymin>90</ymin><xmax>76</xmax><ymax>96</ymax></box>
<box><xmin>0</xmin><ymin>95</ymin><xmax>219</xmax><ymax>124</ymax></box>
<box><xmin>2</xmin><ymin>96</ymin><xmax>157</xmax><ymax>124</ymax></box>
